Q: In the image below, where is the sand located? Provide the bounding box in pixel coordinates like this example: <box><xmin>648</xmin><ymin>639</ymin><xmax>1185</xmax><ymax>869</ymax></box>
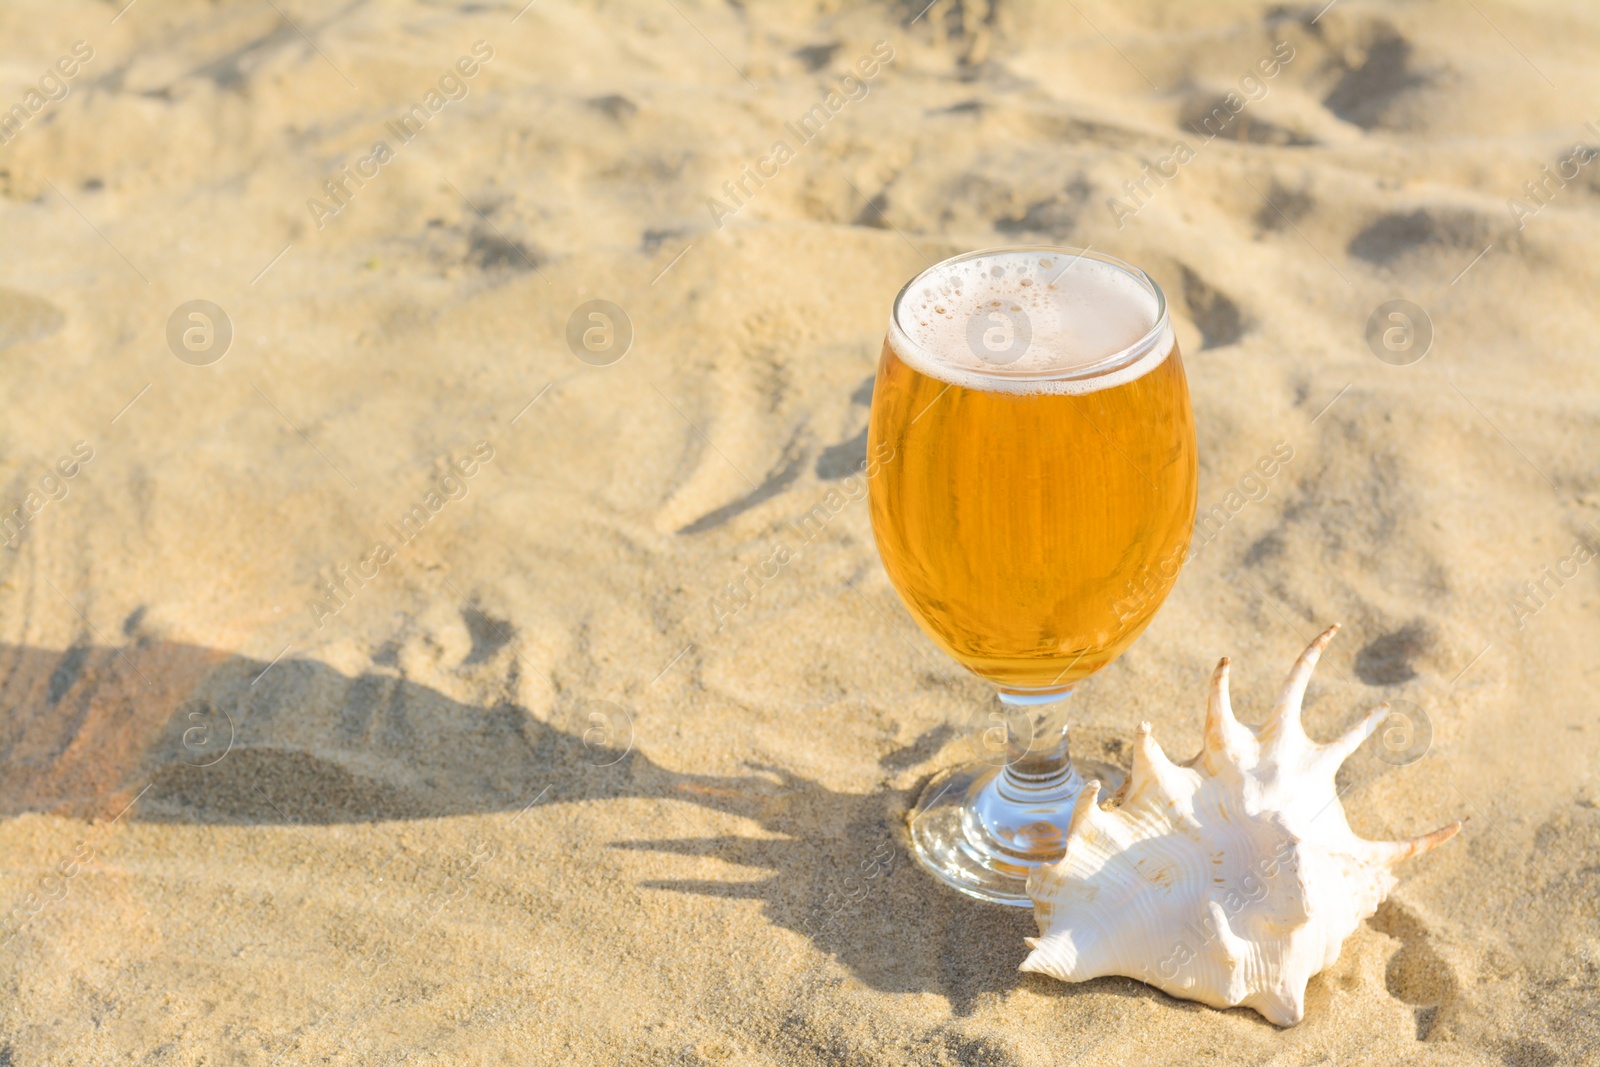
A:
<box><xmin>0</xmin><ymin>0</ymin><xmax>1597</xmax><ymax>1063</ymax></box>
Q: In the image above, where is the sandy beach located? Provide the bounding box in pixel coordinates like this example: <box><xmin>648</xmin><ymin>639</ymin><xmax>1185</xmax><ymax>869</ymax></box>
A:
<box><xmin>1</xmin><ymin>0</ymin><xmax>1597</xmax><ymax>1062</ymax></box>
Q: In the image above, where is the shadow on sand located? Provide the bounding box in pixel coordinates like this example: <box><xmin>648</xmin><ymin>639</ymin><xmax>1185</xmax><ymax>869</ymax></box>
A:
<box><xmin>0</xmin><ymin>639</ymin><xmax>1166</xmax><ymax>1015</ymax></box>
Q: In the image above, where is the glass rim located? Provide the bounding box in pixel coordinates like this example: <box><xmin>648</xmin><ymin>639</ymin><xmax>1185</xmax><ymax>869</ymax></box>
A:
<box><xmin>888</xmin><ymin>244</ymin><xmax>1172</xmax><ymax>383</ymax></box>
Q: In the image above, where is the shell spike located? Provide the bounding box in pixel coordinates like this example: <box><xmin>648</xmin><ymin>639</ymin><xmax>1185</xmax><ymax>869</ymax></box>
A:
<box><xmin>1262</xmin><ymin>625</ymin><xmax>1339</xmax><ymax>750</ymax></box>
<box><xmin>1066</xmin><ymin>778</ymin><xmax>1103</xmax><ymax>840</ymax></box>
<box><xmin>1251</xmin><ymin>987</ymin><xmax>1307</xmax><ymax>1028</ymax></box>
<box><xmin>1313</xmin><ymin>702</ymin><xmax>1390</xmax><ymax>777</ymax></box>
<box><xmin>1129</xmin><ymin>721</ymin><xmax>1182</xmax><ymax>797</ymax></box>
<box><xmin>1201</xmin><ymin>657</ymin><xmax>1256</xmax><ymax>768</ymax></box>
<box><xmin>1206</xmin><ymin>899</ymin><xmax>1250</xmax><ymax>970</ymax></box>
<box><xmin>1369</xmin><ymin>820</ymin><xmax>1462</xmax><ymax>868</ymax></box>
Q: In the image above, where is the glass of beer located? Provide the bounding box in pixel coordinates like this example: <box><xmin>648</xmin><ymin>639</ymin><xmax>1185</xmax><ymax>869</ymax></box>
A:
<box><xmin>868</xmin><ymin>246</ymin><xmax>1197</xmax><ymax>905</ymax></box>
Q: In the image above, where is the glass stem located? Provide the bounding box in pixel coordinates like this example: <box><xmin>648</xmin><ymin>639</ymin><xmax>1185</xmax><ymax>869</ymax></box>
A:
<box><xmin>996</xmin><ymin>687</ymin><xmax>1082</xmax><ymax>799</ymax></box>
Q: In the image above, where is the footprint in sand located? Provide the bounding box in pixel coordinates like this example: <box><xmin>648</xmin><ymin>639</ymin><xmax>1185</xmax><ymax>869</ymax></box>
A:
<box><xmin>0</xmin><ymin>288</ymin><xmax>65</xmax><ymax>352</ymax></box>
<box><xmin>1320</xmin><ymin>21</ymin><xmax>1430</xmax><ymax>131</ymax></box>
<box><xmin>1176</xmin><ymin>264</ymin><xmax>1247</xmax><ymax>350</ymax></box>
<box><xmin>1347</xmin><ymin>207</ymin><xmax>1500</xmax><ymax>268</ymax></box>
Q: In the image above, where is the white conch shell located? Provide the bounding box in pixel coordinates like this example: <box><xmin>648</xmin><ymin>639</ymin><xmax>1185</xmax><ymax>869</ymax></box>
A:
<box><xmin>1020</xmin><ymin>625</ymin><xmax>1460</xmax><ymax>1026</ymax></box>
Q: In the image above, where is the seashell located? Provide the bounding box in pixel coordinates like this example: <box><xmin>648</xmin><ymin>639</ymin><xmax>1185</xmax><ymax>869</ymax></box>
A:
<box><xmin>1020</xmin><ymin>625</ymin><xmax>1459</xmax><ymax>1026</ymax></box>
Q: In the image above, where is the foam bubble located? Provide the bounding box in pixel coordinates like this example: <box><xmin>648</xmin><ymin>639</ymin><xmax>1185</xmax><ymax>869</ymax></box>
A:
<box><xmin>888</xmin><ymin>250</ymin><xmax>1173</xmax><ymax>396</ymax></box>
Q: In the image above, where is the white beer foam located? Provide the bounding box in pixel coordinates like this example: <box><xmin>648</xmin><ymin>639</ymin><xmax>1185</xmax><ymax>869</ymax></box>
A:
<box><xmin>888</xmin><ymin>250</ymin><xmax>1174</xmax><ymax>396</ymax></box>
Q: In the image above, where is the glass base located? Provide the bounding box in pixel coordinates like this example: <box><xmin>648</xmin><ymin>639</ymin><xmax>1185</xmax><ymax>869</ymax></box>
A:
<box><xmin>907</xmin><ymin>757</ymin><xmax>1127</xmax><ymax>907</ymax></box>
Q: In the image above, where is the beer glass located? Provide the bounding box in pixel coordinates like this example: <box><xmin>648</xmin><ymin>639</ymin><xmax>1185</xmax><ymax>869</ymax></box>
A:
<box><xmin>868</xmin><ymin>246</ymin><xmax>1197</xmax><ymax>905</ymax></box>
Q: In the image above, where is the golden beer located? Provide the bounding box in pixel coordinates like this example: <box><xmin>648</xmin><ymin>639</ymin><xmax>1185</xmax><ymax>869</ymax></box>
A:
<box><xmin>868</xmin><ymin>252</ymin><xmax>1197</xmax><ymax>692</ymax></box>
